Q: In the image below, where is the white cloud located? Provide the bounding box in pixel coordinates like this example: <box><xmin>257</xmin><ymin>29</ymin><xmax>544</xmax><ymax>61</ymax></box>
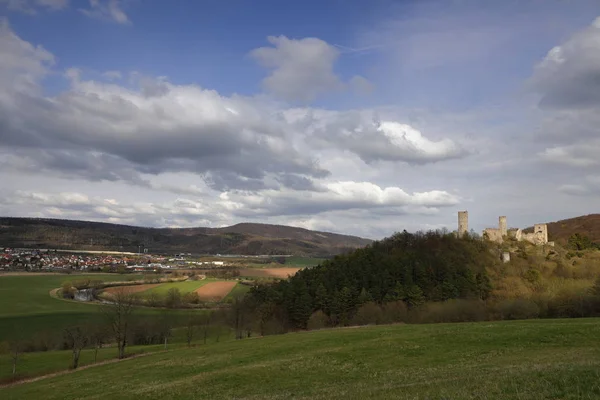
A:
<box><xmin>530</xmin><ymin>16</ymin><xmax>600</xmax><ymax>109</ymax></box>
<box><xmin>102</xmin><ymin>70</ymin><xmax>122</xmax><ymax>80</ymax></box>
<box><xmin>1</xmin><ymin>0</ymin><xmax>67</xmax><ymax>13</ymax></box>
<box><xmin>80</xmin><ymin>0</ymin><xmax>130</xmax><ymax>24</ymax></box>
<box><xmin>250</xmin><ymin>35</ymin><xmax>370</xmax><ymax>103</ymax></box>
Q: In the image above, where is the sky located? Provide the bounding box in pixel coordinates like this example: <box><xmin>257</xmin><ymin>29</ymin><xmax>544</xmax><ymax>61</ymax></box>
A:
<box><xmin>1</xmin><ymin>0</ymin><xmax>600</xmax><ymax>240</ymax></box>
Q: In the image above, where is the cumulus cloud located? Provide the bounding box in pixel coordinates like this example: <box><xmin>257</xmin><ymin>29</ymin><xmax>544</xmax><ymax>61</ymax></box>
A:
<box><xmin>0</xmin><ymin>19</ymin><xmax>471</xmax><ymax>239</ymax></box>
<box><xmin>80</xmin><ymin>0</ymin><xmax>129</xmax><ymax>24</ymax></box>
<box><xmin>530</xmin><ymin>16</ymin><xmax>600</xmax><ymax>109</ymax></box>
<box><xmin>532</xmin><ymin>17</ymin><xmax>600</xmax><ymax>182</ymax></box>
<box><xmin>250</xmin><ymin>35</ymin><xmax>370</xmax><ymax>102</ymax></box>
<box><xmin>287</xmin><ymin>109</ymin><xmax>468</xmax><ymax>164</ymax></box>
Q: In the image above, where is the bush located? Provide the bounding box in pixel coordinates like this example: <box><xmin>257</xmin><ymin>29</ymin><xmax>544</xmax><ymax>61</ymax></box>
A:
<box><xmin>494</xmin><ymin>299</ymin><xmax>540</xmax><ymax>320</ymax></box>
<box><xmin>307</xmin><ymin>310</ymin><xmax>330</xmax><ymax>330</ymax></box>
<box><xmin>61</xmin><ymin>281</ymin><xmax>75</xmax><ymax>299</ymax></box>
<box><xmin>351</xmin><ymin>302</ymin><xmax>384</xmax><ymax>326</ymax></box>
<box><xmin>146</xmin><ymin>292</ymin><xmax>164</xmax><ymax>308</ymax></box>
<box><xmin>413</xmin><ymin>300</ymin><xmax>488</xmax><ymax>324</ymax></box>
<box><xmin>183</xmin><ymin>292</ymin><xmax>200</xmax><ymax>305</ymax></box>
<box><xmin>380</xmin><ymin>301</ymin><xmax>408</xmax><ymax>324</ymax></box>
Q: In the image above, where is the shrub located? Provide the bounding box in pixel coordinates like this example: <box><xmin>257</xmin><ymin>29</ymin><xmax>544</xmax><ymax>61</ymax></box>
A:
<box><xmin>61</xmin><ymin>281</ymin><xmax>75</xmax><ymax>299</ymax></box>
<box><xmin>307</xmin><ymin>310</ymin><xmax>330</xmax><ymax>330</ymax></box>
<box><xmin>380</xmin><ymin>301</ymin><xmax>408</xmax><ymax>324</ymax></box>
<box><xmin>494</xmin><ymin>299</ymin><xmax>540</xmax><ymax>320</ymax></box>
<box><xmin>146</xmin><ymin>292</ymin><xmax>164</xmax><ymax>308</ymax></box>
<box><xmin>414</xmin><ymin>300</ymin><xmax>488</xmax><ymax>324</ymax></box>
<box><xmin>183</xmin><ymin>292</ymin><xmax>200</xmax><ymax>305</ymax></box>
<box><xmin>351</xmin><ymin>302</ymin><xmax>383</xmax><ymax>326</ymax></box>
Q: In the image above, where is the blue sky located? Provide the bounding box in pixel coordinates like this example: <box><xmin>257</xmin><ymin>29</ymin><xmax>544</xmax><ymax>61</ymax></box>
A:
<box><xmin>1</xmin><ymin>0</ymin><xmax>600</xmax><ymax>238</ymax></box>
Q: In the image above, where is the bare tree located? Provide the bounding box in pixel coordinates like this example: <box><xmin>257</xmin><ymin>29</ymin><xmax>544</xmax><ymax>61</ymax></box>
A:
<box><xmin>7</xmin><ymin>339</ymin><xmax>23</xmax><ymax>378</ymax></box>
<box><xmin>87</xmin><ymin>323</ymin><xmax>107</xmax><ymax>363</ymax></box>
<box><xmin>64</xmin><ymin>326</ymin><xmax>87</xmax><ymax>369</ymax></box>
<box><xmin>185</xmin><ymin>311</ymin><xmax>198</xmax><ymax>347</ymax></box>
<box><xmin>201</xmin><ymin>312</ymin><xmax>212</xmax><ymax>345</ymax></box>
<box><xmin>101</xmin><ymin>287</ymin><xmax>137</xmax><ymax>359</ymax></box>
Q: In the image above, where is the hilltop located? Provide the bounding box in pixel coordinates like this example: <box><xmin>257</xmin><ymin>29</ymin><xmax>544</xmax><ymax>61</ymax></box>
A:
<box><xmin>524</xmin><ymin>214</ymin><xmax>600</xmax><ymax>246</ymax></box>
<box><xmin>0</xmin><ymin>217</ymin><xmax>372</xmax><ymax>257</ymax></box>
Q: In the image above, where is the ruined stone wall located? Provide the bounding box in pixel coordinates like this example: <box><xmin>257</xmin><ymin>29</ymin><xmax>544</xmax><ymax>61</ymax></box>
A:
<box><xmin>508</xmin><ymin>228</ymin><xmax>522</xmax><ymax>241</ymax></box>
<box><xmin>458</xmin><ymin>211</ymin><xmax>468</xmax><ymax>237</ymax></box>
<box><xmin>522</xmin><ymin>224</ymin><xmax>549</xmax><ymax>245</ymax></box>
<box><xmin>483</xmin><ymin>228</ymin><xmax>503</xmax><ymax>244</ymax></box>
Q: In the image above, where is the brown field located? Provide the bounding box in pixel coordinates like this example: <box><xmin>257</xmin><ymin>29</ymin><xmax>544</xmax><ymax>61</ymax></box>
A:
<box><xmin>102</xmin><ymin>284</ymin><xmax>160</xmax><ymax>296</ymax></box>
<box><xmin>238</xmin><ymin>267</ymin><xmax>300</xmax><ymax>278</ymax></box>
<box><xmin>194</xmin><ymin>281</ymin><xmax>237</xmax><ymax>301</ymax></box>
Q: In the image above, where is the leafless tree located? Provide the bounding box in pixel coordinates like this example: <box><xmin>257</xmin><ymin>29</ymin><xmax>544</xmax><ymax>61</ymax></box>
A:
<box><xmin>185</xmin><ymin>312</ymin><xmax>198</xmax><ymax>347</ymax></box>
<box><xmin>201</xmin><ymin>311</ymin><xmax>212</xmax><ymax>345</ymax></box>
<box><xmin>64</xmin><ymin>326</ymin><xmax>87</xmax><ymax>369</ymax></box>
<box><xmin>101</xmin><ymin>287</ymin><xmax>137</xmax><ymax>359</ymax></box>
<box><xmin>87</xmin><ymin>323</ymin><xmax>107</xmax><ymax>363</ymax></box>
<box><xmin>7</xmin><ymin>339</ymin><xmax>23</xmax><ymax>378</ymax></box>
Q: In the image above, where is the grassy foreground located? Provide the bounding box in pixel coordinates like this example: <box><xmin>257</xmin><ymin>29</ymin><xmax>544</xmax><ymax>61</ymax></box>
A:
<box><xmin>3</xmin><ymin>318</ymin><xmax>600</xmax><ymax>399</ymax></box>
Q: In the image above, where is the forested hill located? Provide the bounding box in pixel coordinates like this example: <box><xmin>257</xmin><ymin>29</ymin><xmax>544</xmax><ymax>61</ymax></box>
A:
<box><xmin>525</xmin><ymin>214</ymin><xmax>600</xmax><ymax>246</ymax></box>
<box><xmin>0</xmin><ymin>217</ymin><xmax>372</xmax><ymax>256</ymax></box>
<box><xmin>247</xmin><ymin>230</ymin><xmax>497</xmax><ymax>329</ymax></box>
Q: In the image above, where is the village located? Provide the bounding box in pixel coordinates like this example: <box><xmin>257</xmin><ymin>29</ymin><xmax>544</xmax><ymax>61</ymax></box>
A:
<box><xmin>0</xmin><ymin>248</ymin><xmax>231</xmax><ymax>272</ymax></box>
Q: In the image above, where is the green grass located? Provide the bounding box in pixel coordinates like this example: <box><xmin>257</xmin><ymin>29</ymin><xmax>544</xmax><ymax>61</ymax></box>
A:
<box><xmin>0</xmin><ymin>274</ymin><xmax>136</xmax><ymax>341</ymax></box>
<box><xmin>0</xmin><ymin>274</ymin><xmax>199</xmax><ymax>342</ymax></box>
<box><xmin>283</xmin><ymin>256</ymin><xmax>325</xmax><ymax>267</ymax></box>
<box><xmin>141</xmin><ymin>279</ymin><xmax>220</xmax><ymax>296</ymax></box>
<box><xmin>222</xmin><ymin>283</ymin><xmax>251</xmax><ymax>301</ymax></box>
<box><xmin>3</xmin><ymin>318</ymin><xmax>600</xmax><ymax>399</ymax></box>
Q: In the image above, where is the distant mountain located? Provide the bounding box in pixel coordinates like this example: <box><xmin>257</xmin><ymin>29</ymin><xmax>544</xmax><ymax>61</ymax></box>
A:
<box><xmin>0</xmin><ymin>217</ymin><xmax>372</xmax><ymax>257</ymax></box>
<box><xmin>524</xmin><ymin>214</ymin><xmax>600</xmax><ymax>245</ymax></box>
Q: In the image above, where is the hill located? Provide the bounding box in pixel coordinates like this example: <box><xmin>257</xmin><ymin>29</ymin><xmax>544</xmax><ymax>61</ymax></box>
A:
<box><xmin>2</xmin><ymin>319</ymin><xmax>600</xmax><ymax>399</ymax></box>
<box><xmin>0</xmin><ymin>217</ymin><xmax>372</xmax><ymax>257</ymax></box>
<box><xmin>524</xmin><ymin>214</ymin><xmax>600</xmax><ymax>246</ymax></box>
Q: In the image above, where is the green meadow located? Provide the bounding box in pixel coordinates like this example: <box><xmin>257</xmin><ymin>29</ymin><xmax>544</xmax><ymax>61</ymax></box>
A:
<box><xmin>2</xmin><ymin>318</ymin><xmax>600</xmax><ymax>399</ymax></box>
<box><xmin>0</xmin><ymin>274</ymin><xmax>135</xmax><ymax>341</ymax></box>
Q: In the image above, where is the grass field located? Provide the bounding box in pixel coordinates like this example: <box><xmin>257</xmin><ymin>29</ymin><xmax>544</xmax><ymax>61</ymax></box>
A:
<box><xmin>0</xmin><ymin>273</ymin><xmax>137</xmax><ymax>341</ymax></box>
<box><xmin>2</xmin><ymin>318</ymin><xmax>600</xmax><ymax>399</ymax></box>
<box><xmin>223</xmin><ymin>282</ymin><xmax>251</xmax><ymax>301</ymax></box>
<box><xmin>282</xmin><ymin>256</ymin><xmax>325</xmax><ymax>267</ymax></box>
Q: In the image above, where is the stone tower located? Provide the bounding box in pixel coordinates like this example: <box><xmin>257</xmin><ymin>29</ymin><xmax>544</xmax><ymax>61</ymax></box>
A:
<box><xmin>533</xmin><ymin>224</ymin><xmax>548</xmax><ymax>244</ymax></box>
<box><xmin>499</xmin><ymin>216</ymin><xmax>507</xmax><ymax>237</ymax></box>
<box><xmin>458</xmin><ymin>211</ymin><xmax>468</xmax><ymax>237</ymax></box>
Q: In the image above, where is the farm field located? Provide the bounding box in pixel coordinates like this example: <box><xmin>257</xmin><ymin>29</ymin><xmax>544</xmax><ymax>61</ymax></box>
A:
<box><xmin>194</xmin><ymin>281</ymin><xmax>237</xmax><ymax>301</ymax></box>
<box><xmin>0</xmin><ymin>273</ymin><xmax>137</xmax><ymax>341</ymax></box>
<box><xmin>140</xmin><ymin>279</ymin><xmax>218</xmax><ymax>296</ymax></box>
<box><xmin>238</xmin><ymin>267</ymin><xmax>301</xmax><ymax>279</ymax></box>
<box><xmin>2</xmin><ymin>318</ymin><xmax>600</xmax><ymax>399</ymax></box>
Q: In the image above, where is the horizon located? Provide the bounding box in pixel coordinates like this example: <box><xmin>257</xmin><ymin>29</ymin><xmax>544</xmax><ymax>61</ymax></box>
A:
<box><xmin>1</xmin><ymin>0</ymin><xmax>599</xmax><ymax>238</ymax></box>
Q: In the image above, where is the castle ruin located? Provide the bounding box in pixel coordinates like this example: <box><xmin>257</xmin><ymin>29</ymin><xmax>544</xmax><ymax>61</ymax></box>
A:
<box><xmin>457</xmin><ymin>211</ymin><xmax>551</xmax><ymax>246</ymax></box>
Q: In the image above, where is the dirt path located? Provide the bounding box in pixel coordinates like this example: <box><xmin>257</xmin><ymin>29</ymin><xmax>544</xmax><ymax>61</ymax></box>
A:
<box><xmin>194</xmin><ymin>281</ymin><xmax>237</xmax><ymax>301</ymax></box>
<box><xmin>0</xmin><ymin>351</ymin><xmax>159</xmax><ymax>388</ymax></box>
<box><xmin>239</xmin><ymin>267</ymin><xmax>301</xmax><ymax>278</ymax></box>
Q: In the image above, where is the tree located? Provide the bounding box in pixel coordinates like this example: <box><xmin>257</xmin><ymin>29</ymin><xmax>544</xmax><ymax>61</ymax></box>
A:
<box><xmin>102</xmin><ymin>287</ymin><xmax>137</xmax><ymax>359</ymax></box>
<box><xmin>165</xmin><ymin>288</ymin><xmax>182</xmax><ymax>308</ymax></box>
<box><xmin>88</xmin><ymin>323</ymin><xmax>106</xmax><ymax>363</ymax></box>
<box><xmin>185</xmin><ymin>312</ymin><xmax>199</xmax><ymax>347</ymax></box>
<box><xmin>200</xmin><ymin>312</ymin><xmax>212</xmax><ymax>345</ymax></box>
<box><xmin>63</xmin><ymin>326</ymin><xmax>87</xmax><ymax>369</ymax></box>
<box><xmin>5</xmin><ymin>338</ymin><xmax>24</xmax><ymax>378</ymax></box>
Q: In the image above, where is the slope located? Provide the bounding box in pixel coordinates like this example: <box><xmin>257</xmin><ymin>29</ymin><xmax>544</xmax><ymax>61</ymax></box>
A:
<box><xmin>0</xmin><ymin>217</ymin><xmax>372</xmax><ymax>256</ymax></box>
<box><xmin>2</xmin><ymin>318</ymin><xmax>600</xmax><ymax>399</ymax></box>
<box><xmin>524</xmin><ymin>214</ymin><xmax>600</xmax><ymax>246</ymax></box>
